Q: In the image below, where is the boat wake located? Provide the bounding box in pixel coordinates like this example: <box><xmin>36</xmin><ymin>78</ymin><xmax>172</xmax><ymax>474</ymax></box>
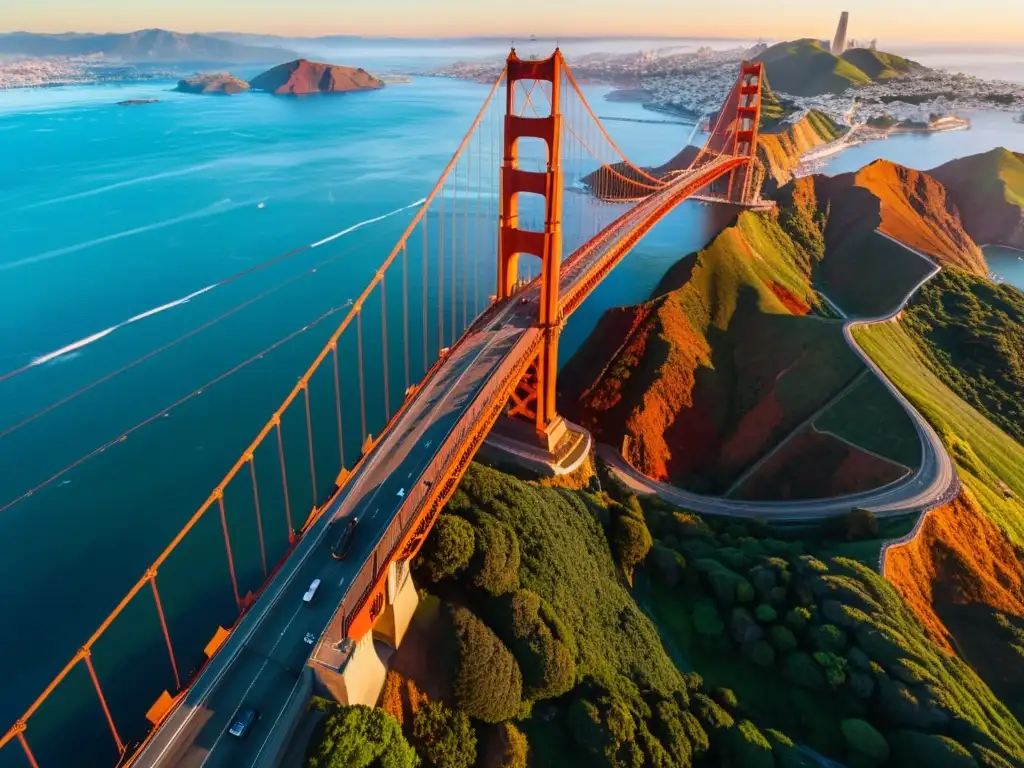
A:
<box><xmin>23</xmin><ymin>198</ymin><xmax>428</xmax><ymax>371</ymax></box>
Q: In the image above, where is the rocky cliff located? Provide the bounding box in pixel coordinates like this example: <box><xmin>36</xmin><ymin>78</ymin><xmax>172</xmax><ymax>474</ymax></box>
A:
<box><xmin>249</xmin><ymin>59</ymin><xmax>384</xmax><ymax>95</ymax></box>
<box><xmin>931</xmin><ymin>147</ymin><xmax>1024</xmax><ymax>250</ymax></box>
<box><xmin>175</xmin><ymin>73</ymin><xmax>250</xmax><ymax>95</ymax></box>
<box><xmin>758</xmin><ymin>110</ymin><xmax>843</xmax><ymax>192</ymax></box>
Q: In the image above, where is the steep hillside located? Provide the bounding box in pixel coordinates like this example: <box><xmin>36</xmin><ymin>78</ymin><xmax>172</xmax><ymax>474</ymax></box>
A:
<box><xmin>758</xmin><ymin>110</ymin><xmax>844</xmax><ymax>191</ymax></box>
<box><xmin>886</xmin><ymin>490</ymin><xmax>1024</xmax><ymax>721</ymax></box>
<box><xmin>825</xmin><ymin>160</ymin><xmax>987</xmax><ymax>275</ymax></box>
<box><xmin>902</xmin><ymin>267</ymin><xmax>1024</xmax><ymax>444</ymax></box>
<box><xmin>757</xmin><ymin>39</ymin><xmax>872</xmax><ymax>96</ymax></box>
<box><xmin>931</xmin><ymin>147</ymin><xmax>1024</xmax><ymax>249</ymax></box>
<box><xmin>840</xmin><ymin>48</ymin><xmax>919</xmax><ymax>80</ymax></box>
<box><xmin>562</xmin><ymin>211</ymin><xmax>869</xmax><ymax>495</ymax></box>
<box><xmin>250</xmin><ymin>59</ymin><xmax>383</xmax><ymax>95</ymax></box>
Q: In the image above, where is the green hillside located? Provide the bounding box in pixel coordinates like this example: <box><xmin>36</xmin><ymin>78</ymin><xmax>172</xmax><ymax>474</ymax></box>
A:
<box><xmin>840</xmin><ymin>48</ymin><xmax>918</xmax><ymax>80</ymax></box>
<box><xmin>757</xmin><ymin>38</ymin><xmax>873</xmax><ymax>96</ymax></box>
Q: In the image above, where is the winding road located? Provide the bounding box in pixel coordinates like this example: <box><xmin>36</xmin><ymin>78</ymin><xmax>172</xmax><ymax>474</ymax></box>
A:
<box><xmin>599</xmin><ymin>231</ymin><xmax>960</xmax><ymax>521</ymax></box>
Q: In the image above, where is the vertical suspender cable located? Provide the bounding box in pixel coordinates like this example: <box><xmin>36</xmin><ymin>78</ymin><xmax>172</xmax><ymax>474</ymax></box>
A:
<box><xmin>332</xmin><ymin>343</ymin><xmax>344</xmax><ymax>468</ymax></box>
<box><xmin>402</xmin><ymin>243</ymin><xmax>410</xmax><ymax>393</ymax></box>
<box><xmin>356</xmin><ymin>310</ymin><xmax>367</xmax><ymax>442</ymax></box>
<box><xmin>275</xmin><ymin>421</ymin><xmax>294</xmax><ymax>538</ymax></box>
<box><xmin>380</xmin><ymin>275</ymin><xmax>391</xmax><ymax>421</ymax></box>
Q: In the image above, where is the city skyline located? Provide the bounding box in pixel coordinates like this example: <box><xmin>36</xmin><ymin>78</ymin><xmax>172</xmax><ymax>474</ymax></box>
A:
<box><xmin>3</xmin><ymin>0</ymin><xmax>1024</xmax><ymax>44</ymax></box>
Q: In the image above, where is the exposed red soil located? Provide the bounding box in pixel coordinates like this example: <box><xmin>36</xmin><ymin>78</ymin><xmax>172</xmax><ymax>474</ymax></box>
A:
<box><xmin>732</xmin><ymin>427</ymin><xmax>907</xmax><ymax>501</ymax></box>
<box><xmin>827</xmin><ymin>160</ymin><xmax>987</xmax><ymax>274</ymax></box>
<box><xmin>717</xmin><ymin>389</ymin><xmax>784</xmax><ymax>475</ymax></box>
<box><xmin>250</xmin><ymin>59</ymin><xmax>383</xmax><ymax>95</ymax></box>
<box><xmin>886</xmin><ymin>489</ymin><xmax>1024</xmax><ymax>650</ymax></box>
<box><xmin>768</xmin><ymin>281</ymin><xmax>812</xmax><ymax>314</ymax></box>
<box><xmin>885</xmin><ymin>489</ymin><xmax>1024</xmax><ymax>716</ymax></box>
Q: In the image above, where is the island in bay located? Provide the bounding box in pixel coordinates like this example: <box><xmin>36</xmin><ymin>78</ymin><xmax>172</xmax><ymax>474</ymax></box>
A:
<box><xmin>174</xmin><ymin>58</ymin><xmax>384</xmax><ymax>97</ymax></box>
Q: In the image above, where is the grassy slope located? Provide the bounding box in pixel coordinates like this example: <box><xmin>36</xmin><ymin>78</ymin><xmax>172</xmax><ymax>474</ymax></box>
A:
<box><xmin>854</xmin><ymin>321</ymin><xmax>1024</xmax><ymax>548</ymax></box>
<box><xmin>758</xmin><ymin>38</ymin><xmax>873</xmax><ymax>96</ymax></box>
<box><xmin>562</xmin><ymin>212</ymin><xmax>866</xmax><ymax>494</ymax></box>
<box><xmin>840</xmin><ymin>48</ymin><xmax>918</xmax><ymax>80</ymax></box>
<box><xmin>814</xmin><ymin>373</ymin><xmax>923</xmax><ymax>468</ymax></box>
<box><xmin>901</xmin><ymin>268</ymin><xmax>1024</xmax><ymax>445</ymax></box>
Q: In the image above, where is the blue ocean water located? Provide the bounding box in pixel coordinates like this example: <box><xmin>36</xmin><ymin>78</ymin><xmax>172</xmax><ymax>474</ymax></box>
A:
<box><xmin>0</xmin><ymin>72</ymin><xmax>729</xmax><ymax>752</ymax></box>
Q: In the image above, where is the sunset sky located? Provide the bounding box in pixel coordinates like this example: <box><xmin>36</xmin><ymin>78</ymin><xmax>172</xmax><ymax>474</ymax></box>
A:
<box><xmin>4</xmin><ymin>0</ymin><xmax>1024</xmax><ymax>44</ymax></box>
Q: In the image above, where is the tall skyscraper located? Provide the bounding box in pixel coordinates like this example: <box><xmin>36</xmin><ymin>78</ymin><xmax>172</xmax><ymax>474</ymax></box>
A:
<box><xmin>831</xmin><ymin>11</ymin><xmax>850</xmax><ymax>55</ymax></box>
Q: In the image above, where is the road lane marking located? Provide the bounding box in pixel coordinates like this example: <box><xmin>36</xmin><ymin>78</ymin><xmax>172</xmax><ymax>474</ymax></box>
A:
<box><xmin>199</xmin><ymin>603</ymin><xmax>306</xmax><ymax>766</ymax></box>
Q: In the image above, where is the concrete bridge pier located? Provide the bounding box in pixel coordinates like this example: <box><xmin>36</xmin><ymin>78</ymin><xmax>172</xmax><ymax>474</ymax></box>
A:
<box><xmin>373</xmin><ymin>559</ymin><xmax>419</xmax><ymax>649</ymax></box>
<box><xmin>309</xmin><ymin>559</ymin><xmax>419</xmax><ymax>708</ymax></box>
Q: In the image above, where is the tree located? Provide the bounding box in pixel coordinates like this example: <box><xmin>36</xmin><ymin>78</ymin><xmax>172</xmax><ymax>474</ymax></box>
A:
<box><xmin>468</xmin><ymin>513</ymin><xmax>521</xmax><ymax>596</ymax></box>
<box><xmin>693</xmin><ymin>601</ymin><xmax>725</xmax><ymax>645</ymax></box>
<box><xmin>813</xmin><ymin>651</ymin><xmax>847</xmax><ymax>688</ymax></box>
<box><xmin>811</xmin><ymin>623</ymin><xmax>847</xmax><ymax>654</ymax></box>
<box><xmin>692</xmin><ymin>692</ymin><xmax>734</xmax><ymax>734</ymax></box>
<box><xmin>890</xmin><ymin>730</ymin><xmax>979</xmax><ymax>767</ymax></box>
<box><xmin>306</xmin><ymin>702</ymin><xmax>418</xmax><ymax>768</ymax></box>
<box><xmin>412</xmin><ymin>701</ymin><xmax>476</xmax><ymax>768</ymax></box>
<box><xmin>417</xmin><ymin>514</ymin><xmax>475</xmax><ymax>583</ymax></box>
<box><xmin>770</xmin><ymin>625</ymin><xmax>798</xmax><ymax>653</ymax></box>
<box><xmin>754</xmin><ymin>604</ymin><xmax>777</xmax><ymax>623</ymax></box>
<box><xmin>648</xmin><ymin>544</ymin><xmax>685</xmax><ymax>587</ymax></box>
<box><xmin>840</xmin><ymin>718</ymin><xmax>889</xmax><ymax>763</ymax></box>
<box><xmin>488</xmin><ymin>589</ymin><xmax>576</xmax><ymax>701</ymax></box>
<box><xmin>449</xmin><ymin>605</ymin><xmax>523</xmax><ymax>722</ymax></box>
<box><xmin>484</xmin><ymin>722</ymin><xmax>529</xmax><ymax>768</ymax></box>
<box><xmin>725</xmin><ymin>720</ymin><xmax>775</xmax><ymax>768</ymax></box>
<box><xmin>783</xmin><ymin>652</ymin><xmax>826</xmax><ymax>691</ymax></box>
<box><xmin>610</xmin><ymin>503</ymin><xmax>652</xmax><ymax>579</ymax></box>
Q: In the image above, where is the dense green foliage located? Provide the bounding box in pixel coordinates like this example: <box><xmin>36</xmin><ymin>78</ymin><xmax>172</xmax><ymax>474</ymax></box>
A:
<box><xmin>449</xmin><ymin>604</ymin><xmax>523</xmax><ymax>723</ymax></box>
<box><xmin>411</xmin><ymin>701</ymin><xmax>476</xmax><ymax>768</ymax></box>
<box><xmin>306</xmin><ymin>701</ymin><xmax>418</xmax><ymax>768</ymax></box>
<box><xmin>415</xmin><ymin>513</ymin><xmax>475</xmax><ymax>583</ymax></box>
<box><xmin>902</xmin><ymin>267</ymin><xmax>1024</xmax><ymax>445</ymax></box>
<box><xmin>639</xmin><ymin>495</ymin><xmax>1024</xmax><ymax>766</ymax></box>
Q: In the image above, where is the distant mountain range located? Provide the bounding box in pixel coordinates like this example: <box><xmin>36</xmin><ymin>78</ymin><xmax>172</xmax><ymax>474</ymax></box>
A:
<box><xmin>0</xmin><ymin>29</ymin><xmax>296</xmax><ymax>63</ymax></box>
<box><xmin>755</xmin><ymin>38</ymin><xmax>923</xmax><ymax>96</ymax></box>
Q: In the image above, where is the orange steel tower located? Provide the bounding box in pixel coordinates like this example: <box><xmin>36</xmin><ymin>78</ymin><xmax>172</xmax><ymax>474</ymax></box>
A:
<box><xmin>727</xmin><ymin>62</ymin><xmax>765</xmax><ymax>204</ymax></box>
<box><xmin>499</xmin><ymin>48</ymin><xmax>568</xmax><ymax>449</ymax></box>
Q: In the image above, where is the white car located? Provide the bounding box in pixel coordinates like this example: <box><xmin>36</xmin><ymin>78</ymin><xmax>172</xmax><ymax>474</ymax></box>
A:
<box><xmin>302</xmin><ymin>578</ymin><xmax>321</xmax><ymax>604</ymax></box>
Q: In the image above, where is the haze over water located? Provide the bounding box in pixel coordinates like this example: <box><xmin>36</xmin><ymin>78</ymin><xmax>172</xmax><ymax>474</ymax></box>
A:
<box><xmin>0</xmin><ymin>39</ymin><xmax>1022</xmax><ymax>754</ymax></box>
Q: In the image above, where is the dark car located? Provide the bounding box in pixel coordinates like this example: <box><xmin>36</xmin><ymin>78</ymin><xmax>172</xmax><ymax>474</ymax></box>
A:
<box><xmin>331</xmin><ymin>517</ymin><xmax>359</xmax><ymax>560</ymax></box>
<box><xmin>228</xmin><ymin>707</ymin><xmax>258</xmax><ymax>739</ymax></box>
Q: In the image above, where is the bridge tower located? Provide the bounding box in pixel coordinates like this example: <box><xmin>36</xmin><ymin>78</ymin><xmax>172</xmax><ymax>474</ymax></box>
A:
<box><xmin>726</xmin><ymin>62</ymin><xmax>765</xmax><ymax>205</ymax></box>
<box><xmin>498</xmin><ymin>48</ymin><xmax>568</xmax><ymax>450</ymax></box>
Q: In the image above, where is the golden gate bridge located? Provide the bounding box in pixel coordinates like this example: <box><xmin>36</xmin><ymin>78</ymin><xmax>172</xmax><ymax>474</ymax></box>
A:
<box><xmin>0</xmin><ymin>49</ymin><xmax>764</xmax><ymax>767</ymax></box>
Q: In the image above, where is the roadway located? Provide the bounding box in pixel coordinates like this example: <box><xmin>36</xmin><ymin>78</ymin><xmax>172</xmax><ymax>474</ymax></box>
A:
<box><xmin>131</xmin><ymin>159</ymin><xmax>777</xmax><ymax>767</ymax></box>
<box><xmin>599</xmin><ymin>234</ymin><xmax>960</xmax><ymax>520</ymax></box>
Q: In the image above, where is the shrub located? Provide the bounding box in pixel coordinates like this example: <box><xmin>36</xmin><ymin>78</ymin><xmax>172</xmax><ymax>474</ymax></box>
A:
<box><xmin>412</xmin><ymin>701</ymin><xmax>477</xmax><ymax>768</ymax></box>
<box><xmin>648</xmin><ymin>544</ymin><xmax>685</xmax><ymax>587</ymax></box>
<box><xmin>786</xmin><ymin>607</ymin><xmax>811</xmax><ymax>631</ymax></box>
<box><xmin>693</xmin><ymin>600</ymin><xmax>725</xmax><ymax>640</ymax></box>
<box><xmin>847</xmin><ymin>670</ymin><xmax>875</xmax><ymax>699</ymax></box>
<box><xmin>649</xmin><ymin>698</ymin><xmax>694</xmax><ymax>767</ymax></box>
<box><xmin>450</xmin><ymin>605</ymin><xmax>523</xmax><ymax>722</ymax></box>
<box><xmin>486</xmin><ymin>722</ymin><xmax>528</xmax><ymax>768</ymax></box>
<box><xmin>682</xmin><ymin>710</ymin><xmax>710</xmax><ymax>757</ymax></box>
<box><xmin>712</xmin><ymin>688</ymin><xmax>737</xmax><ymax>712</ymax></box>
<box><xmin>488</xmin><ymin>589</ymin><xmax>576</xmax><ymax>701</ymax></box>
<box><xmin>611</xmin><ymin>506</ymin><xmax>653</xmax><ymax>578</ymax></box>
<box><xmin>971</xmin><ymin>744</ymin><xmax>1015</xmax><ymax>768</ymax></box>
<box><xmin>840</xmin><ymin>718</ymin><xmax>889</xmax><ymax>762</ymax></box>
<box><xmin>811</xmin><ymin>624</ymin><xmax>847</xmax><ymax>654</ymax></box>
<box><xmin>306</xmin><ymin>702</ymin><xmax>417</xmax><ymax>768</ymax></box>
<box><xmin>750</xmin><ymin>566</ymin><xmax>777</xmax><ymax>595</ymax></box>
<box><xmin>468</xmin><ymin>513</ymin><xmax>521</xmax><ymax>596</ymax></box>
<box><xmin>736</xmin><ymin>579</ymin><xmax>756</xmax><ymax>603</ymax></box>
<box><xmin>673</xmin><ymin>511</ymin><xmax>713</xmax><ymax>538</ymax></box>
<box><xmin>417</xmin><ymin>514</ymin><xmax>475</xmax><ymax>583</ymax></box>
<box><xmin>745</xmin><ymin>640</ymin><xmax>776</xmax><ymax>667</ymax></box>
<box><xmin>726</xmin><ymin>720</ymin><xmax>775</xmax><ymax>768</ymax></box>
<box><xmin>770</xmin><ymin>625</ymin><xmax>798</xmax><ymax>653</ymax></box>
<box><xmin>765</xmin><ymin>728</ymin><xmax>816</xmax><ymax>768</ymax></box>
<box><xmin>828</xmin><ymin>508</ymin><xmax>880</xmax><ymax>541</ymax></box>
<box><xmin>754</xmin><ymin>604</ymin><xmax>778</xmax><ymax>623</ymax></box>
<box><xmin>813</xmin><ymin>651</ymin><xmax>847</xmax><ymax>688</ymax></box>
<box><xmin>890</xmin><ymin>730</ymin><xmax>979</xmax><ymax>767</ymax></box>
<box><xmin>783</xmin><ymin>652</ymin><xmax>826</xmax><ymax>691</ymax></box>
<box><xmin>693</xmin><ymin>692</ymin><xmax>734</xmax><ymax>733</ymax></box>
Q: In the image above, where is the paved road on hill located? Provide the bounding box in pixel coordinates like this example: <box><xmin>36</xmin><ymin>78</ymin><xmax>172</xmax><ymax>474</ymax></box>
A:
<box><xmin>600</xmin><ymin>234</ymin><xmax>960</xmax><ymax>520</ymax></box>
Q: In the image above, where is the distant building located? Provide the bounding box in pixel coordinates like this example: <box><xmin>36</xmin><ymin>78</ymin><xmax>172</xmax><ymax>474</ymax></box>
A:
<box><xmin>831</xmin><ymin>11</ymin><xmax>851</xmax><ymax>55</ymax></box>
